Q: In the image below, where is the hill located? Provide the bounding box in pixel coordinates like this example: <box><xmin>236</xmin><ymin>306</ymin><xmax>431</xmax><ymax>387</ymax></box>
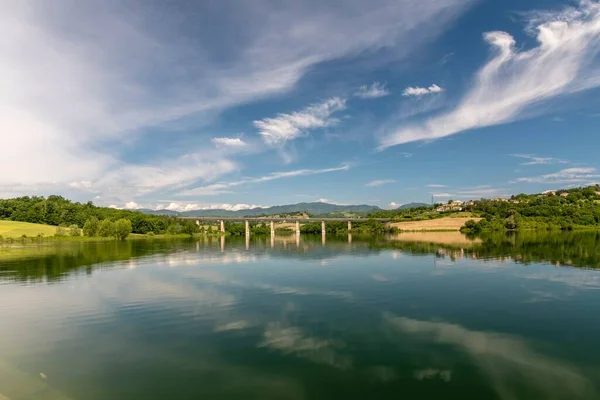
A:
<box><xmin>141</xmin><ymin>202</ymin><xmax>382</xmax><ymax>217</ymax></box>
<box><xmin>396</xmin><ymin>202</ymin><xmax>429</xmax><ymax>210</ymax></box>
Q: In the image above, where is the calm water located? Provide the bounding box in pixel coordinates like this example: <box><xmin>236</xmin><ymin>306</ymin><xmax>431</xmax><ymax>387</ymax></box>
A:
<box><xmin>1</xmin><ymin>232</ymin><xmax>600</xmax><ymax>399</ymax></box>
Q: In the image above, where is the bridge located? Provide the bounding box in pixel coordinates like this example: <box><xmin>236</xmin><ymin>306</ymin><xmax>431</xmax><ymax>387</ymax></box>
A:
<box><xmin>179</xmin><ymin>217</ymin><xmax>392</xmax><ymax>236</ymax></box>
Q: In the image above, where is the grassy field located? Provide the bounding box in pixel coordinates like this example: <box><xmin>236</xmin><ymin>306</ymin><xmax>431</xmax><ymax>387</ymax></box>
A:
<box><xmin>0</xmin><ymin>220</ymin><xmax>58</xmax><ymax>238</ymax></box>
<box><xmin>391</xmin><ymin>217</ymin><xmax>481</xmax><ymax>231</ymax></box>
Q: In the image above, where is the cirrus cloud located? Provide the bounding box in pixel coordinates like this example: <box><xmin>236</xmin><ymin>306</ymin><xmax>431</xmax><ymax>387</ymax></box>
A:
<box><xmin>380</xmin><ymin>0</ymin><xmax>600</xmax><ymax>149</ymax></box>
<box><xmin>355</xmin><ymin>82</ymin><xmax>390</xmax><ymax>99</ymax></box>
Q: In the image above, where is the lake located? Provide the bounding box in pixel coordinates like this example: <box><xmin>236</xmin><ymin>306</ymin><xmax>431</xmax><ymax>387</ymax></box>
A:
<box><xmin>1</xmin><ymin>232</ymin><xmax>600</xmax><ymax>399</ymax></box>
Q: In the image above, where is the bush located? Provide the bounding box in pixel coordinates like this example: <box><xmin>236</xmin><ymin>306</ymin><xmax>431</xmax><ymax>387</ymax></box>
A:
<box><xmin>69</xmin><ymin>224</ymin><xmax>81</xmax><ymax>236</ymax></box>
<box><xmin>55</xmin><ymin>225</ymin><xmax>69</xmax><ymax>237</ymax></box>
<box><xmin>98</xmin><ymin>219</ymin><xmax>116</xmax><ymax>237</ymax></box>
<box><xmin>114</xmin><ymin>219</ymin><xmax>132</xmax><ymax>240</ymax></box>
<box><xmin>83</xmin><ymin>216</ymin><xmax>99</xmax><ymax>237</ymax></box>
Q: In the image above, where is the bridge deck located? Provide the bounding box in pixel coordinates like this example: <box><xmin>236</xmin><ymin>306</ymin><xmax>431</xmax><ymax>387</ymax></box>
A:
<box><xmin>180</xmin><ymin>217</ymin><xmax>391</xmax><ymax>222</ymax></box>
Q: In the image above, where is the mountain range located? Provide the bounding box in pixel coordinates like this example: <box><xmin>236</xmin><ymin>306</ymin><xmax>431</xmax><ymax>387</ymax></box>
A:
<box><xmin>139</xmin><ymin>202</ymin><xmax>429</xmax><ymax>217</ymax></box>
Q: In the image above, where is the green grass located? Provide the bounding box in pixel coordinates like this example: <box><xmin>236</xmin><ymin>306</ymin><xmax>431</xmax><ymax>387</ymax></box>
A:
<box><xmin>0</xmin><ymin>220</ymin><xmax>58</xmax><ymax>238</ymax></box>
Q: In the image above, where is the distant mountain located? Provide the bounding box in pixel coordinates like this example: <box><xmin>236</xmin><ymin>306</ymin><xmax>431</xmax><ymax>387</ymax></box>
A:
<box><xmin>137</xmin><ymin>208</ymin><xmax>181</xmax><ymax>216</ymax></box>
<box><xmin>396</xmin><ymin>202</ymin><xmax>429</xmax><ymax>210</ymax></box>
<box><xmin>139</xmin><ymin>202</ymin><xmax>382</xmax><ymax>218</ymax></box>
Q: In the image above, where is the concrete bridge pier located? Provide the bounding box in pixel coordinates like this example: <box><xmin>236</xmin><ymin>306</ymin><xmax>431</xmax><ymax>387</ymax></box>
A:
<box><xmin>270</xmin><ymin>232</ymin><xmax>275</xmax><ymax>248</ymax></box>
<box><xmin>295</xmin><ymin>221</ymin><xmax>300</xmax><ymax>236</ymax></box>
<box><xmin>220</xmin><ymin>220</ymin><xmax>225</xmax><ymax>233</ymax></box>
<box><xmin>348</xmin><ymin>233</ymin><xmax>352</xmax><ymax>244</ymax></box>
<box><xmin>245</xmin><ymin>220</ymin><xmax>250</xmax><ymax>236</ymax></box>
<box><xmin>296</xmin><ymin>232</ymin><xmax>300</xmax><ymax>247</ymax></box>
<box><xmin>348</xmin><ymin>220</ymin><xmax>352</xmax><ymax>231</ymax></box>
<box><xmin>270</xmin><ymin>221</ymin><xmax>275</xmax><ymax>236</ymax></box>
<box><xmin>321</xmin><ymin>220</ymin><xmax>326</xmax><ymax>235</ymax></box>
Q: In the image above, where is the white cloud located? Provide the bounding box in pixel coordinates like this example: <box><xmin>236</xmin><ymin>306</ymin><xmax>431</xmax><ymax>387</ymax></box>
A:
<box><xmin>432</xmin><ymin>192</ymin><xmax>453</xmax><ymax>198</ymax></box>
<box><xmin>182</xmin><ymin>164</ymin><xmax>351</xmax><ymax>197</ymax></box>
<box><xmin>427</xmin><ymin>184</ymin><xmax>447</xmax><ymax>188</ymax></box>
<box><xmin>366</xmin><ymin>179</ymin><xmax>396</xmax><ymax>187</ymax></box>
<box><xmin>69</xmin><ymin>181</ymin><xmax>93</xmax><ymax>189</ymax></box>
<box><xmin>388</xmin><ymin>201</ymin><xmax>402</xmax><ymax>208</ymax></box>
<box><xmin>156</xmin><ymin>203</ymin><xmax>263</xmax><ymax>212</ymax></box>
<box><xmin>516</xmin><ymin>167</ymin><xmax>600</xmax><ymax>184</ymax></box>
<box><xmin>94</xmin><ymin>152</ymin><xmax>238</xmax><ymax>202</ymax></box>
<box><xmin>124</xmin><ymin>201</ymin><xmax>140</xmax><ymax>210</ymax></box>
<box><xmin>0</xmin><ymin>0</ymin><xmax>474</xmax><ymax>199</ymax></box>
<box><xmin>511</xmin><ymin>154</ymin><xmax>570</xmax><ymax>165</ymax></box>
<box><xmin>211</xmin><ymin>137</ymin><xmax>247</xmax><ymax>147</ymax></box>
<box><xmin>254</xmin><ymin>97</ymin><xmax>346</xmax><ymax>146</ymax></box>
<box><xmin>380</xmin><ymin>0</ymin><xmax>600</xmax><ymax>148</ymax></box>
<box><xmin>402</xmin><ymin>84</ymin><xmax>444</xmax><ymax>97</ymax></box>
<box><xmin>355</xmin><ymin>82</ymin><xmax>390</xmax><ymax>99</ymax></box>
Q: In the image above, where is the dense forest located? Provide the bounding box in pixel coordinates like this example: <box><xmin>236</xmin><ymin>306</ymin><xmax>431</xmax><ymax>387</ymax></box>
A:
<box><xmin>462</xmin><ymin>186</ymin><xmax>600</xmax><ymax>232</ymax></box>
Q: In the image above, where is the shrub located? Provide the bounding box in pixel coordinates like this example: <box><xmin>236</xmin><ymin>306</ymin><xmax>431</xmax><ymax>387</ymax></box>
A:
<box><xmin>55</xmin><ymin>226</ymin><xmax>69</xmax><ymax>237</ymax></box>
<box><xmin>69</xmin><ymin>224</ymin><xmax>81</xmax><ymax>236</ymax></box>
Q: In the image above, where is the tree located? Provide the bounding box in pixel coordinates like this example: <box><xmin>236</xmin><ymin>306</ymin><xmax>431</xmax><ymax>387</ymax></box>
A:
<box><xmin>114</xmin><ymin>219</ymin><xmax>132</xmax><ymax>240</ymax></box>
<box><xmin>83</xmin><ymin>217</ymin><xmax>100</xmax><ymax>237</ymax></box>
<box><xmin>98</xmin><ymin>219</ymin><xmax>116</xmax><ymax>237</ymax></box>
<box><xmin>181</xmin><ymin>220</ymin><xmax>198</xmax><ymax>236</ymax></box>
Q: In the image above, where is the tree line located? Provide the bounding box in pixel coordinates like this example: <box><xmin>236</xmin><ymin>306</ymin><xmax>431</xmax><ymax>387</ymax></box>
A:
<box><xmin>461</xmin><ymin>186</ymin><xmax>600</xmax><ymax>232</ymax></box>
<box><xmin>0</xmin><ymin>195</ymin><xmax>196</xmax><ymax>236</ymax></box>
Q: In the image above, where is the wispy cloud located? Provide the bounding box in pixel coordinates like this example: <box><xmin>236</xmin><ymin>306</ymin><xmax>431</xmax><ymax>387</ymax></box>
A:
<box><xmin>380</xmin><ymin>0</ymin><xmax>600</xmax><ymax>149</ymax></box>
<box><xmin>402</xmin><ymin>84</ymin><xmax>444</xmax><ymax>97</ymax></box>
<box><xmin>355</xmin><ymin>82</ymin><xmax>390</xmax><ymax>99</ymax></box>
<box><xmin>366</xmin><ymin>179</ymin><xmax>396</xmax><ymax>187</ymax></box>
<box><xmin>182</xmin><ymin>164</ymin><xmax>351</xmax><ymax>196</ymax></box>
<box><xmin>254</xmin><ymin>97</ymin><xmax>346</xmax><ymax>147</ymax></box>
<box><xmin>212</xmin><ymin>137</ymin><xmax>247</xmax><ymax>147</ymax></box>
<box><xmin>515</xmin><ymin>167</ymin><xmax>600</xmax><ymax>184</ymax></box>
<box><xmin>0</xmin><ymin>0</ymin><xmax>474</xmax><ymax>199</ymax></box>
<box><xmin>427</xmin><ymin>184</ymin><xmax>447</xmax><ymax>188</ymax></box>
<box><xmin>511</xmin><ymin>154</ymin><xmax>569</xmax><ymax>165</ymax></box>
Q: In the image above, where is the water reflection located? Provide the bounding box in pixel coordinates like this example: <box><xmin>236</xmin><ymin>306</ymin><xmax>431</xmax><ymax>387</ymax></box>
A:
<box><xmin>2</xmin><ymin>231</ymin><xmax>600</xmax><ymax>284</ymax></box>
<box><xmin>385</xmin><ymin>314</ymin><xmax>597</xmax><ymax>399</ymax></box>
<box><xmin>1</xmin><ymin>233</ymin><xmax>600</xmax><ymax>399</ymax></box>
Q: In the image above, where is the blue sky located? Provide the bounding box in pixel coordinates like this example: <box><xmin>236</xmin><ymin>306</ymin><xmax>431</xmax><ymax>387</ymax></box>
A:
<box><xmin>2</xmin><ymin>0</ymin><xmax>600</xmax><ymax>211</ymax></box>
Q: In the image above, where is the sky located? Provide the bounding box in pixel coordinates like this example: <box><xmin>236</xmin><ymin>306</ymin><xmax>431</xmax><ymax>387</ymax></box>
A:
<box><xmin>2</xmin><ymin>0</ymin><xmax>600</xmax><ymax>211</ymax></box>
